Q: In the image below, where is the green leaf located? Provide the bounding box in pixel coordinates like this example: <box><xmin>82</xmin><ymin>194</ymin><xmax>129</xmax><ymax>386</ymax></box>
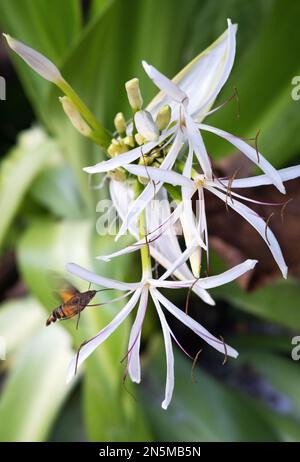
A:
<box><xmin>0</xmin><ymin>127</ymin><xmax>61</xmax><ymax>250</ymax></box>
<box><xmin>30</xmin><ymin>164</ymin><xmax>85</xmax><ymax>219</ymax></box>
<box><xmin>142</xmin><ymin>342</ymin><xmax>278</xmax><ymax>442</ymax></box>
<box><xmin>18</xmin><ymin>219</ymin><xmax>94</xmax><ymax>308</ymax></box>
<box><xmin>0</xmin><ymin>325</ymin><xmax>74</xmax><ymax>441</ymax></box>
<box><xmin>240</xmin><ymin>352</ymin><xmax>300</xmax><ymax>420</ymax></box>
<box><xmin>0</xmin><ymin>297</ymin><xmax>45</xmax><ymax>358</ymax></box>
<box><xmin>212</xmin><ymin>278</ymin><xmax>300</xmax><ymax>331</ymax></box>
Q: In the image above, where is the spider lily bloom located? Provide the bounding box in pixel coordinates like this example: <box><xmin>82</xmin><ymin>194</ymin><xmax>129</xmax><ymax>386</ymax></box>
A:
<box><xmin>124</xmin><ymin>164</ymin><xmax>300</xmax><ymax>278</ymax></box>
<box><xmin>66</xmin><ymin>259</ymin><xmax>257</xmax><ymax>409</ymax></box>
<box><xmin>108</xmin><ymin>182</ymin><xmax>212</xmax><ymax>303</ymax></box>
<box><xmin>88</xmin><ymin>18</ymin><xmax>285</xmax><ymax>242</ymax></box>
<box><xmin>142</xmin><ymin>19</ymin><xmax>285</xmax><ymax>195</ymax></box>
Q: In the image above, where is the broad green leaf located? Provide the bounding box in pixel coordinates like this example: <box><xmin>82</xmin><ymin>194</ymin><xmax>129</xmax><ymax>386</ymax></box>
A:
<box><xmin>212</xmin><ymin>278</ymin><xmax>300</xmax><ymax>331</ymax></box>
<box><xmin>0</xmin><ymin>0</ymin><xmax>81</xmax><ymax>119</ymax></box>
<box><xmin>0</xmin><ymin>297</ymin><xmax>45</xmax><ymax>358</ymax></box>
<box><xmin>30</xmin><ymin>164</ymin><xmax>85</xmax><ymax>219</ymax></box>
<box><xmin>0</xmin><ymin>127</ymin><xmax>61</xmax><ymax>250</ymax></box>
<box><xmin>142</xmin><ymin>342</ymin><xmax>278</xmax><ymax>442</ymax></box>
<box><xmin>239</xmin><ymin>352</ymin><xmax>300</xmax><ymax>420</ymax></box>
<box><xmin>0</xmin><ymin>325</ymin><xmax>74</xmax><ymax>441</ymax></box>
<box><xmin>18</xmin><ymin>219</ymin><xmax>94</xmax><ymax>309</ymax></box>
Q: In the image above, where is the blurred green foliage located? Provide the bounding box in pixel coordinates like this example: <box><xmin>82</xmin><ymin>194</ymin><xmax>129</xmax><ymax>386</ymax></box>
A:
<box><xmin>0</xmin><ymin>0</ymin><xmax>300</xmax><ymax>442</ymax></box>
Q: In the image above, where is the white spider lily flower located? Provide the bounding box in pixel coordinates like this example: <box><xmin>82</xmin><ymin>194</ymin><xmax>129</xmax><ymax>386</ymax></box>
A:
<box><xmin>82</xmin><ymin>18</ymin><xmax>236</xmax><ymax>178</ymax></box>
<box><xmin>3</xmin><ymin>34</ymin><xmax>64</xmax><ymax>84</ymax></box>
<box><xmin>142</xmin><ymin>20</ymin><xmax>285</xmax><ymax>194</ymax></box>
<box><xmin>125</xmin><ymin>163</ymin><xmax>300</xmax><ymax>278</ymax></box>
<box><xmin>66</xmin><ymin>259</ymin><xmax>257</xmax><ymax>409</ymax></box>
<box><xmin>109</xmin><ymin>181</ymin><xmax>214</xmax><ymax>304</ymax></box>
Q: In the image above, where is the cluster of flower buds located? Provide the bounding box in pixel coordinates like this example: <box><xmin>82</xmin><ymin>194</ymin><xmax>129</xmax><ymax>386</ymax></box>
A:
<box><xmin>4</xmin><ymin>19</ymin><xmax>300</xmax><ymax>409</ymax></box>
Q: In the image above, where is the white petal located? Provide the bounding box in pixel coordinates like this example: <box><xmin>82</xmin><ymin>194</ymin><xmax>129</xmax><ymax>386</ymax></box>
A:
<box><xmin>206</xmin><ymin>186</ymin><xmax>288</xmax><ymax>277</ymax></box>
<box><xmin>127</xmin><ymin>288</ymin><xmax>149</xmax><ymax>383</ymax></box>
<box><xmin>66</xmin><ymin>262</ymin><xmax>141</xmax><ymax>291</ymax></box>
<box><xmin>124</xmin><ymin>164</ymin><xmax>192</xmax><ymax>188</ymax></box>
<box><xmin>146</xmin><ymin>20</ymin><xmax>237</xmax><ymax>122</ymax></box>
<box><xmin>194</xmin><ymin>259</ymin><xmax>257</xmax><ymax>289</ymax></box>
<box><xmin>185</xmin><ymin>113</ymin><xmax>212</xmax><ymax>178</ymax></box>
<box><xmin>152</xmin><ymin>289</ymin><xmax>238</xmax><ymax>358</ymax></box>
<box><xmin>159</xmin><ymin>240</ymin><xmax>198</xmax><ymax>281</ymax></box>
<box><xmin>142</xmin><ymin>60</ymin><xmax>187</xmax><ymax>104</ymax></box>
<box><xmin>192</xmin><ymin>19</ymin><xmax>237</xmax><ymax>119</ymax></box>
<box><xmin>200</xmin><ymin>123</ymin><xmax>285</xmax><ymax>193</ymax></box>
<box><xmin>151</xmin><ymin>290</ymin><xmax>174</xmax><ymax>410</ymax></box>
<box><xmin>3</xmin><ymin>34</ymin><xmax>63</xmax><ymax>84</ymax></box>
<box><xmin>67</xmin><ymin>289</ymin><xmax>141</xmax><ymax>382</ymax></box>
<box><xmin>134</xmin><ymin>110</ymin><xmax>159</xmax><ymax>141</ymax></box>
<box><xmin>84</xmin><ymin>140</ymin><xmax>158</xmax><ymax>174</ymax></box>
<box><xmin>226</xmin><ymin>165</ymin><xmax>300</xmax><ymax>189</ymax></box>
<box><xmin>153</xmin><ymin>259</ymin><xmax>257</xmax><ymax>291</ymax></box>
<box><xmin>109</xmin><ymin>180</ymin><xmax>139</xmax><ymax>239</ymax></box>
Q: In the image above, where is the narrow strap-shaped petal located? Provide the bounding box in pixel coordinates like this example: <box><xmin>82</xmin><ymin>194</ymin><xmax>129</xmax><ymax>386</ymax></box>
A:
<box><xmin>142</xmin><ymin>60</ymin><xmax>187</xmax><ymax>104</ymax></box>
<box><xmin>206</xmin><ymin>186</ymin><xmax>288</xmax><ymax>277</ymax></box>
<box><xmin>152</xmin><ymin>259</ymin><xmax>257</xmax><ymax>289</ymax></box>
<box><xmin>66</xmin><ymin>262</ymin><xmax>141</xmax><ymax>291</ymax></box>
<box><xmin>109</xmin><ymin>180</ymin><xmax>139</xmax><ymax>239</ymax></box>
<box><xmin>67</xmin><ymin>289</ymin><xmax>141</xmax><ymax>382</ymax></box>
<box><xmin>124</xmin><ymin>163</ymin><xmax>192</xmax><ymax>188</ymax></box>
<box><xmin>152</xmin><ymin>288</ymin><xmax>238</xmax><ymax>358</ymax></box>
<box><xmin>127</xmin><ymin>288</ymin><xmax>149</xmax><ymax>383</ymax></box>
<box><xmin>84</xmin><ymin>140</ymin><xmax>159</xmax><ymax>174</ymax></box>
<box><xmin>84</xmin><ymin>128</ymin><xmax>174</xmax><ymax>174</ymax></box>
<box><xmin>185</xmin><ymin>113</ymin><xmax>212</xmax><ymax>178</ymax></box>
<box><xmin>200</xmin><ymin>123</ymin><xmax>285</xmax><ymax>193</ymax></box>
<box><xmin>193</xmin><ymin>19</ymin><xmax>236</xmax><ymax>119</ymax></box>
<box><xmin>151</xmin><ymin>290</ymin><xmax>174</xmax><ymax>410</ymax></box>
<box><xmin>222</xmin><ymin>165</ymin><xmax>300</xmax><ymax>189</ymax></box>
<box><xmin>159</xmin><ymin>240</ymin><xmax>198</xmax><ymax>281</ymax></box>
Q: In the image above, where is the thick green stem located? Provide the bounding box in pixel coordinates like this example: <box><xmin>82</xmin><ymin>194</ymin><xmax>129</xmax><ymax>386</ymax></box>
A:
<box><xmin>138</xmin><ymin>211</ymin><xmax>152</xmax><ymax>278</ymax></box>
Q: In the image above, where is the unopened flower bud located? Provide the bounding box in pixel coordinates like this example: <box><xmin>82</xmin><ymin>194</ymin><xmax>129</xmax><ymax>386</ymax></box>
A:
<box><xmin>134</xmin><ymin>133</ymin><xmax>145</xmax><ymax>145</ymax></box>
<box><xmin>134</xmin><ymin>110</ymin><xmax>159</xmax><ymax>142</ymax></box>
<box><xmin>107</xmin><ymin>139</ymin><xmax>127</xmax><ymax>157</ymax></box>
<box><xmin>155</xmin><ymin>105</ymin><xmax>171</xmax><ymax>130</ymax></box>
<box><xmin>3</xmin><ymin>34</ymin><xmax>64</xmax><ymax>84</ymax></box>
<box><xmin>125</xmin><ymin>78</ymin><xmax>143</xmax><ymax>111</ymax></box>
<box><xmin>114</xmin><ymin>112</ymin><xmax>126</xmax><ymax>136</ymax></box>
<box><xmin>59</xmin><ymin>96</ymin><xmax>92</xmax><ymax>137</ymax></box>
<box><xmin>123</xmin><ymin>135</ymin><xmax>135</xmax><ymax>148</ymax></box>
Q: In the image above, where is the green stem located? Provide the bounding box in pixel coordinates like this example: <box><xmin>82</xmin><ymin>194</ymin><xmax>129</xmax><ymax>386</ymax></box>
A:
<box><xmin>138</xmin><ymin>211</ymin><xmax>152</xmax><ymax>278</ymax></box>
